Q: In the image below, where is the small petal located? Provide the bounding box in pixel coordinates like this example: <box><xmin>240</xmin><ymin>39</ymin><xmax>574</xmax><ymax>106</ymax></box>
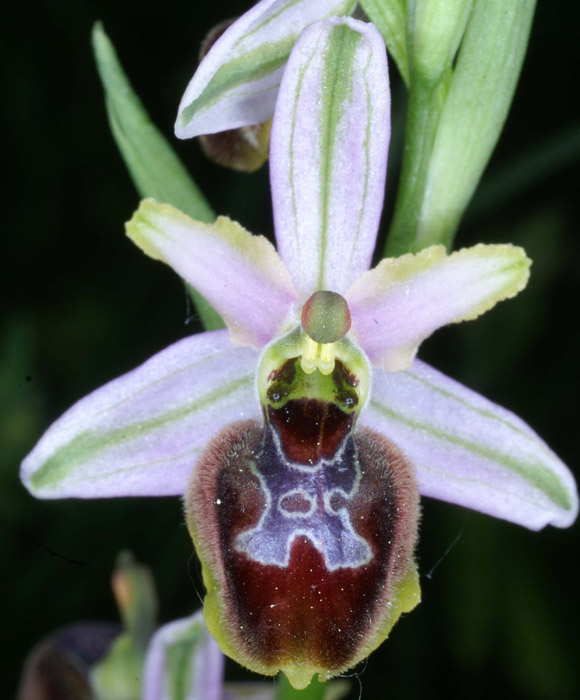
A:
<box><xmin>270</xmin><ymin>18</ymin><xmax>390</xmax><ymax>299</ymax></box>
<box><xmin>142</xmin><ymin>611</ymin><xmax>223</xmax><ymax>700</ymax></box>
<box><xmin>175</xmin><ymin>0</ymin><xmax>357</xmax><ymax>139</ymax></box>
<box><xmin>361</xmin><ymin>360</ymin><xmax>578</xmax><ymax>529</ymax></box>
<box><xmin>21</xmin><ymin>331</ymin><xmax>260</xmax><ymax>499</ymax></box>
<box><xmin>127</xmin><ymin>199</ymin><xmax>298</xmax><ymax>349</ymax></box>
<box><xmin>347</xmin><ymin>243</ymin><xmax>531</xmax><ymax>371</ymax></box>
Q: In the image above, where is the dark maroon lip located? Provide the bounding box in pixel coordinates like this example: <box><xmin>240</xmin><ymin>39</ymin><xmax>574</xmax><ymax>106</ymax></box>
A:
<box><xmin>186</xmin><ymin>420</ymin><xmax>419</xmax><ymax>678</ymax></box>
<box><xmin>267</xmin><ymin>398</ymin><xmax>354</xmax><ymax>465</ymax></box>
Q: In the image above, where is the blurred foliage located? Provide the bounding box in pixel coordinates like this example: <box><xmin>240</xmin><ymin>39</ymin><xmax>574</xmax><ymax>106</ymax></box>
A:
<box><xmin>2</xmin><ymin>1</ymin><xmax>579</xmax><ymax>698</ymax></box>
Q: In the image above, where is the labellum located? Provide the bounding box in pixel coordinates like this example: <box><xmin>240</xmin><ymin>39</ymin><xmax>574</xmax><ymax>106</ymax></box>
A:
<box><xmin>185</xmin><ymin>295</ymin><xmax>421</xmax><ymax>689</ymax></box>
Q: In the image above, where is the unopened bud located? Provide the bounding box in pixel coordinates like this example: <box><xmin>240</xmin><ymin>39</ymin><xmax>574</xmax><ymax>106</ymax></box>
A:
<box><xmin>413</xmin><ymin>0</ymin><xmax>472</xmax><ymax>83</ymax></box>
<box><xmin>111</xmin><ymin>551</ymin><xmax>157</xmax><ymax>653</ymax></box>
<box><xmin>17</xmin><ymin>624</ymin><xmax>120</xmax><ymax>700</ymax></box>
<box><xmin>199</xmin><ymin>121</ymin><xmax>272</xmax><ymax>173</ymax></box>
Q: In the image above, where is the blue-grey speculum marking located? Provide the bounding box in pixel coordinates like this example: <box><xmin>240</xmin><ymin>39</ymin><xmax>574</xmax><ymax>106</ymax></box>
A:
<box><xmin>235</xmin><ymin>425</ymin><xmax>372</xmax><ymax>571</ymax></box>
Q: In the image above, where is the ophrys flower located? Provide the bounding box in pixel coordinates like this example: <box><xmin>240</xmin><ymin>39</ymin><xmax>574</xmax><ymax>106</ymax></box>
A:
<box><xmin>22</xmin><ymin>16</ymin><xmax>577</xmax><ymax>691</ymax></box>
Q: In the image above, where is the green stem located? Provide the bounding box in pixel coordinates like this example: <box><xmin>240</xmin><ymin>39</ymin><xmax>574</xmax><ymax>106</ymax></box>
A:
<box><xmin>275</xmin><ymin>673</ymin><xmax>326</xmax><ymax>700</ymax></box>
<box><xmin>384</xmin><ymin>70</ymin><xmax>450</xmax><ymax>257</ymax></box>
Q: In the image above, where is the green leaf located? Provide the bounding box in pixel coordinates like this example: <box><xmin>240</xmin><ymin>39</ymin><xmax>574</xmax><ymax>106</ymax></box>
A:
<box><xmin>412</xmin><ymin>0</ymin><xmax>537</xmax><ymax>250</ymax></box>
<box><xmin>386</xmin><ymin>0</ymin><xmax>537</xmax><ymax>255</ymax></box>
<box><xmin>467</xmin><ymin>124</ymin><xmax>580</xmax><ymax>221</ymax></box>
<box><xmin>91</xmin><ymin>22</ymin><xmax>224</xmax><ymax>331</ymax></box>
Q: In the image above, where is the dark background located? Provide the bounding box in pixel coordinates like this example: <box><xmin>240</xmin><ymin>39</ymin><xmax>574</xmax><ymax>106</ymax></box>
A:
<box><xmin>2</xmin><ymin>1</ymin><xmax>579</xmax><ymax>698</ymax></box>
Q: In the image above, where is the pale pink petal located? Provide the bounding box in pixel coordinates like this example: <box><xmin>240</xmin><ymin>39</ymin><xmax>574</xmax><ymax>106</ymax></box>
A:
<box><xmin>127</xmin><ymin>199</ymin><xmax>298</xmax><ymax>349</ymax></box>
<box><xmin>361</xmin><ymin>360</ymin><xmax>578</xmax><ymax>529</ymax></box>
<box><xmin>347</xmin><ymin>243</ymin><xmax>530</xmax><ymax>371</ymax></box>
<box><xmin>21</xmin><ymin>331</ymin><xmax>260</xmax><ymax>499</ymax></box>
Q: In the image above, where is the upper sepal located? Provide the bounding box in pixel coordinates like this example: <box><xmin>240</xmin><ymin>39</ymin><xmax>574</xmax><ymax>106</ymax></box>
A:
<box><xmin>175</xmin><ymin>0</ymin><xmax>357</xmax><ymax>139</ymax></box>
<box><xmin>270</xmin><ymin>17</ymin><xmax>390</xmax><ymax>300</ymax></box>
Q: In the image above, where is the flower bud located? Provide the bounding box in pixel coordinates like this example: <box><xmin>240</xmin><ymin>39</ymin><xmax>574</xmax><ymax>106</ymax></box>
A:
<box><xmin>111</xmin><ymin>551</ymin><xmax>157</xmax><ymax>653</ymax></box>
<box><xmin>412</xmin><ymin>0</ymin><xmax>472</xmax><ymax>84</ymax></box>
<box><xmin>199</xmin><ymin>121</ymin><xmax>272</xmax><ymax>173</ymax></box>
<box><xmin>17</xmin><ymin>624</ymin><xmax>121</xmax><ymax>700</ymax></box>
<box><xmin>414</xmin><ymin>0</ymin><xmax>537</xmax><ymax>248</ymax></box>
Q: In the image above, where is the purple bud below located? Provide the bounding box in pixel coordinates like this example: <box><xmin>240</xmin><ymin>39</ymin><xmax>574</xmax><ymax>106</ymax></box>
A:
<box><xmin>17</xmin><ymin>623</ymin><xmax>121</xmax><ymax>700</ymax></box>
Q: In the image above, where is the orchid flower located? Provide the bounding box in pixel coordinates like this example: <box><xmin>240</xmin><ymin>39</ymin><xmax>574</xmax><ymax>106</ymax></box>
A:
<box><xmin>22</xmin><ymin>16</ymin><xmax>577</xmax><ymax>692</ymax></box>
